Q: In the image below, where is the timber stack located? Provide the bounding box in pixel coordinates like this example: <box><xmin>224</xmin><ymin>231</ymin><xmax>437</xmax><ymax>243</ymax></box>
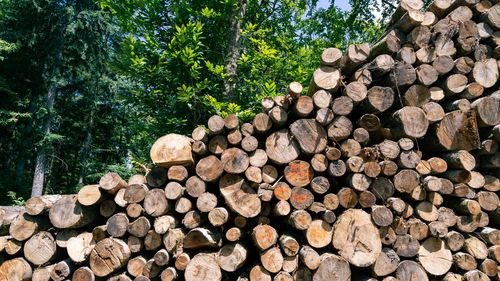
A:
<box><xmin>0</xmin><ymin>0</ymin><xmax>499</xmax><ymax>280</ymax></box>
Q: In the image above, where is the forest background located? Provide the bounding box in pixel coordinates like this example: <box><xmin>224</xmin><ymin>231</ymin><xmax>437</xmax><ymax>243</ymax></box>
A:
<box><xmin>0</xmin><ymin>0</ymin><xmax>404</xmax><ymax>204</ymax></box>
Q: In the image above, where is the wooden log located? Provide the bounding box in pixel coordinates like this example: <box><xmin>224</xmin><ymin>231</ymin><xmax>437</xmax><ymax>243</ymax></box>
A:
<box><xmin>331</xmin><ymin>96</ymin><xmax>354</xmax><ymax>116</ymax></box>
<box><xmin>394</xmin><ymin>234</ymin><xmax>420</xmax><ymax>257</ymax></box>
<box><xmin>306</xmin><ymin>219</ymin><xmax>333</xmax><ymax>248</ymax></box>
<box><xmin>332</xmin><ymin>209</ymin><xmax>381</xmax><ymax>267</ymax></box>
<box><xmin>217</xmin><ymin>243</ymin><xmax>247</xmax><ymax>272</ymax></box>
<box><xmin>471</xmin><ymin>95</ymin><xmax>500</xmax><ymax>127</ymax></box>
<box><xmin>290</xmin><ymin>119</ymin><xmax>327</xmax><ymax>154</ymax></box>
<box><xmin>184</xmin><ymin>228</ymin><xmax>221</xmax><ymax>249</ymax></box>
<box><xmin>208</xmin><ymin>115</ymin><xmax>225</xmax><ymax>135</ymax></box>
<box><xmin>49</xmin><ymin>195</ymin><xmax>94</xmax><ymax>229</ymax></box>
<box><xmin>143</xmin><ymin>188</ymin><xmax>169</xmax><ymax>217</ymax></box>
<box><xmin>309</xmin><ymin>66</ymin><xmax>341</xmax><ymax>94</ymax></box>
<box><xmin>393</xmin><ymin>106</ymin><xmax>429</xmax><ymax>138</ymax></box>
<box><xmin>167</xmin><ymin>165</ymin><xmax>188</xmax><ymax>182</ymax></box>
<box><xmin>288</xmin><ymin>82</ymin><xmax>303</xmax><ymax>99</ymax></box>
<box><xmin>23</xmin><ymin>231</ymin><xmax>56</xmax><ymax>265</ymax></box>
<box><xmin>396</xmin><ymin>260</ymin><xmax>428</xmax><ymax>281</ymax></box>
<box><xmin>454</xmin><ymin>252</ymin><xmax>478</xmax><ymax>271</ymax></box>
<box><xmin>261</xmin><ymin>246</ymin><xmax>284</xmax><ymax>273</ymax></box>
<box><xmin>415</xmin><ymin>64</ymin><xmax>439</xmax><ymax>85</ymax></box>
<box><xmin>370</xmin><ymin>30</ymin><xmax>403</xmax><ymax>59</ymax></box>
<box><xmin>418</xmin><ymin>237</ymin><xmax>453</xmax><ymax>275</ymax></box>
<box><xmin>340</xmin><ymin>43</ymin><xmax>370</xmax><ymax>76</ymax></box>
<box><xmin>184</xmin><ymin>253</ymin><xmax>221</xmax><ymax>281</ymax></box>
<box><xmin>327</xmin><ymin>116</ymin><xmax>353</xmax><ymax>141</ymax></box>
<box><xmin>299</xmin><ymin>245</ymin><xmax>320</xmax><ymax>270</ymax></box>
<box><xmin>464</xmin><ymin>237</ymin><xmax>489</xmax><ymax>259</ymax></box>
<box><xmin>428</xmin><ymin>110</ymin><xmax>480</xmax><ymax>151</ymax></box>
<box><xmin>265</xmin><ymin>129</ymin><xmax>300</xmax><ymax>165</ymax></box>
<box><xmin>66</xmin><ymin>232</ymin><xmax>95</xmax><ymax>263</ymax></box>
<box><xmin>219</xmin><ymin>174</ymin><xmax>261</xmax><ymax>218</ymax></box>
<box><xmin>25</xmin><ymin>195</ymin><xmax>61</xmax><ymax>215</ymax></box>
<box><xmin>0</xmin><ymin>257</ymin><xmax>32</xmax><ymax>280</ymax></box>
<box><xmin>371</xmin><ymin>248</ymin><xmax>400</xmax><ymax>277</ymax></box>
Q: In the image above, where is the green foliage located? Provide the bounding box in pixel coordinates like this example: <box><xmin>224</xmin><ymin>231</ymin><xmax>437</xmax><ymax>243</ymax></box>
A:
<box><xmin>0</xmin><ymin>0</ymin><xmax>394</xmax><ymax>204</ymax></box>
<box><xmin>6</xmin><ymin>191</ymin><xmax>25</xmax><ymax>206</ymax></box>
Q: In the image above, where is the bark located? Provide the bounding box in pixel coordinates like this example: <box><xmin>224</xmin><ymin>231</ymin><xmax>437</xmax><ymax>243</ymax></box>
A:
<box><xmin>223</xmin><ymin>0</ymin><xmax>248</xmax><ymax>100</ymax></box>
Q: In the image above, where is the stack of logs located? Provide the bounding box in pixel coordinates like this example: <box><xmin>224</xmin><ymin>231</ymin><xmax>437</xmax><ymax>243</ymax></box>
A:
<box><xmin>1</xmin><ymin>0</ymin><xmax>500</xmax><ymax>280</ymax></box>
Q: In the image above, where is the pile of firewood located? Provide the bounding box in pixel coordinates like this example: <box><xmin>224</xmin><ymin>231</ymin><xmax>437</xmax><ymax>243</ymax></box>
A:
<box><xmin>0</xmin><ymin>0</ymin><xmax>499</xmax><ymax>280</ymax></box>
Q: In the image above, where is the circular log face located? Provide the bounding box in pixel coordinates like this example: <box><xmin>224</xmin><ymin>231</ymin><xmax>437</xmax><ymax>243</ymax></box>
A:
<box><xmin>332</xmin><ymin>209</ymin><xmax>382</xmax><ymax>267</ymax></box>
<box><xmin>306</xmin><ymin>220</ymin><xmax>333</xmax><ymax>248</ymax></box>
<box><xmin>221</xmin><ymin>148</ymin><xmax>249</xmax><ymax>174</ymax></box>
<box><xmin>184</xmin><ymin>253</ymin><xmax>222</xmax><ymax>281</ymax></box>
<box><xmin>284</xmin><ymin>160</ymin><xmax>314</xmax><ymax>187</ymax></box>
<box><xmin>265</xmin><ymin>129</ymin><xmax>300</xmax><ymax>165</ymax></box>
<box><xmin>89</xmin><ymin>238</ymin><xmax>131</xmax><ymax>277</ymax></box>
<box><xmin>418</xmin><ymin>237</ymin><xmax>452</xmax><ymax>275</ymax></box>
<box><xmin>196</xmin><ymin>155</ymin><xmax>223</xmax><ymax>182</ymax></box>
<box><xmin>313</xmin><ymin>254</ymin><xmax>350</xmax><ymax>281</ymax></box>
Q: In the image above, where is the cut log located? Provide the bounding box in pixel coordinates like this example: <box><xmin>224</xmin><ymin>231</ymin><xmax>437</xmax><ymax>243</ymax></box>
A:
<box><xmin>49</xmin><ymin>195</ymin><xmax>94</xmax><ymax>229</ymax></box>
<box><xmin>418</xmin><ymin>237</ymin><xmax>452</xmax><ymax>275</ymax></box>
<box><xmin>25</xmin><ymin>195</ymin><xmax>61</xmax><ymax>216</ymax></box>
<box><xmin>150</xmin><ymin>134</ymin><xmax>194</xmax><ymax>167</ymax></box>
<box><xmin>396</xmin><ymin>260</ymin><xmax>428</xmax><ymax>281</ymax></box>
<box><xmin>309</xmin><ymin>66</ymin><xmax>341</xmax><ymax>93</ymax></box>
<box><xmin>265</xmin><ymin>129</ymin><xmax>300</xmax><ymax>165</ymax></box>
<box><xmin>332</xmin><ymin>209</ymin><xmax>382</xmax><ymax>267</ymax></box>
<box><xmin>184</xmin><ymin>253</ymin><xmax>221</xmax><ymax>281</ymax></box>
<box><xmin>0</xmin><ymin>257</ymin><xmax>32</xmax><ymax>280</ymax></box>
<box><xmin>217</xmin><ymin>243</ymin><xmax>247</xmax><ymax>272</ymax></box>
<box><xmin>219</xmin><ymin>174</ymin><xmax>261</xmax><ymax>218</ymax></box>
<box><xmin>290</xmin><ymin>119</ymin><xmax>327</xmax><ymax>154</ymax></box>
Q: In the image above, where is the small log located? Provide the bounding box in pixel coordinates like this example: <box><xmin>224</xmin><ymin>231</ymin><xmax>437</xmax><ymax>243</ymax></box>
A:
<box><xmin>464</xmin><ymin>237</ymin><xmax>488</xmax><ymax>260</ymax></box>
<box><xmin>49</xmin><ymin>195</ymin><xmax>95</xmax><ymax>229</ymax></box>
<box><xmin>327</xmin><ymin>116</ymin><xmax>353</xmax><ymax>142</ymax></box>
<box><xmin>150</xmin><ymin>134</ymin><xmax>194</xmax><ymax>167</ymax></box>
<box><xmin>309</xmin><ymin>66</ymin><xmax>341</xmax><ymax>94</ymax></box>
<box><xmin>217</xmin><ymin>243</ymin><xmax>247</xmax><ymax>272</ymax></box>
<box><xmin>396</xmin><ymin>260</ymin><xmax>428</xmax><ymax>281</ymax></box>
<box><xmin>261</xmin><ymin>246</ymin><xmax>284</xmax><ymax>273</ymax></box>
<box><xmin>219</xmin><ymin>174</ymin><xmax>261</xmax><ymax>218</ymax></box>
<box><xmin>454</xmin><ymin>252</ymin><xmax>477</xmax><ymax>271</ymax></box>
<box><xmin>299</xmin><ymin>245</ymin><xmax>320</xmax><ymax>270</ymax></box>
<box><xmin>208</xmin><ymin>115</ymin><xmax>225</xmax><ymax>134</ymax></box>
<box><xmin>306</xmin><ymin>219</ymin><xmax>333</xmax><ymax>248</ymax></box>
<box><xmin>371</xmin><ymin>248</ymin><xmax>400</xmax><ymax>277</ymax></box>
<box><xmin>143</xmin><ymin>188</ymin><xmax>169</xmax><ymax>217</ymax></box>
<box><xmin>265</xmin><ymin>129</ymin><xmax>300</xmax><ymax>165</ymax></box>
<box><xmin>290</xmin><ymin>119</ymin><xmax>327</xmax><ymax>154</ymax></box>
<box><xmin>331</xmin><ymin>96</ymin><xmax>354</xmax><ymax>116</ymax></box>
<box><xmin>184</xmin><ymin>253</ymin><xmax>221</xmax><ymax>281</ymax></box>
<box><xmin>418</xmin><ymin>237</ymin><xmax>453</xmax><ymax>275</ymax></box>
<box><xmin>23</xmin><ymin>231</ymin><xmax>56</xmax><ymax>265</ymax></box>
<box><xmin>25</xmin><ymin>195</ymin><xmax>62</xmax><ymax>215</ymax></box>
<box><xmin>332</xmin><ymin>209</ymin><xmax>381</xmax><ymax>267</ymax></box>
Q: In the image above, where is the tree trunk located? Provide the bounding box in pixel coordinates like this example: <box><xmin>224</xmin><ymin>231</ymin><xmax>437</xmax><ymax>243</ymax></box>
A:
<box><xmin>31</xmin><ymin>84</ymin><xmax>57</xmax><ymax>197</ymax></box>
<box><xmin>223</xmin><ymin>0</ymin><xmax>247</xmax><ymax>100</ymax></box>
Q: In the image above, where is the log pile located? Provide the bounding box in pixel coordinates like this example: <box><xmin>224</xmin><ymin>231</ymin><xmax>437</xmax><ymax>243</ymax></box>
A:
<box><xmin>1</xmin><ymin>0</ymin><xmax>499</xmax><ymax>280</ymax></box>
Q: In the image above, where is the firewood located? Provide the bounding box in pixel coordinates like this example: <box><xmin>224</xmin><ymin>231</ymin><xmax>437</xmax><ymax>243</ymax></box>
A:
<box><xmin>142</xmin><ymin>189</ymin><xmax>168</xmax><ymax>217</ymax></box>
<box><xmin>25</xmin><ymin>195</ymin><xmax>62</xmax><ymax>216</ymax></box>
<box><xmin>127</xmin><ymin>256</ymin><xmax>146</xmax><ymax>277</ymax></box>
<box><xmin>396</xmin><ymin>260</ymin><xmax>428</xmax><ymax>281</ymax></box>
<box><xmin>332</xmin><ymin>209</ymin><xmax>382</xmax><ymax>267</ymax></box>
<box><xmin>309</xmin><ymin>66</ymin><xmax>341</xmax><ymax>94</ymax></box>
<box><xmin>184</xmin><ymin>253</ymin><xmax>221</xmax><ymax>281</ymax></box>
<box><xmin>217</xmin><ymin>243</ymin><xmax>247</xmax><ymax>272</ymax></box>
<box><xmin>208</xmin><ymin>135</ymin><xmax>227</xmax><ymax>155</ymax></box>
<box><xmin>49</xmin><ymin>195</ymin><xmax>95</xmax><ymax>229</ymax></box>
<box><xmin>290</xmin><ymin>119</ymin><xmax>327</xmax><ymax>154</ymax></box>
<box><xmin>160</xmin><ymin>267</ymin><xmax>177</xmax><ymax>281</ymax></box>
<box><xmin>146</xmin><ymin>166</ymin><xmax>167</xmax><ymax>188</ymax></box>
